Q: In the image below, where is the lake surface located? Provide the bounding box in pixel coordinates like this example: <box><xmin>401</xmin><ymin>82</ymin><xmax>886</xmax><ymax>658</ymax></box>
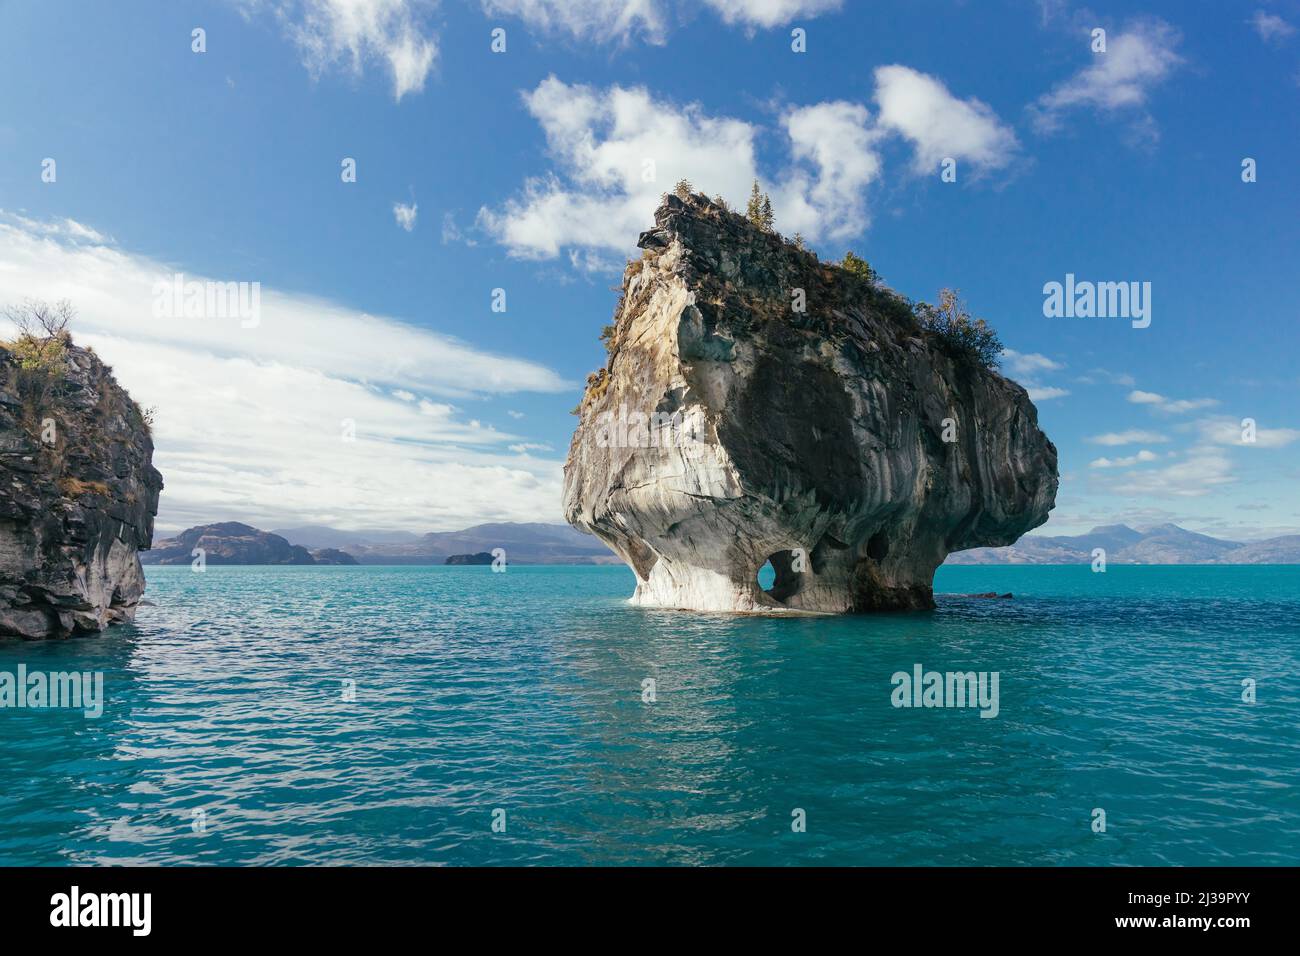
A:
<box><xmin>1</xmin><ymin>564</ymin><xmax>1297</xmax><ymax>865</ymax></box>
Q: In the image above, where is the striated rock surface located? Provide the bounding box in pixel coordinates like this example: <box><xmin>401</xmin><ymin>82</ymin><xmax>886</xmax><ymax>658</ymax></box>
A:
<box><xmin>563</xmin><ymin>194</ymin><xmax>1057</xmax><ymax>613</ymax></box>
<box><xmin>0</xmin><ymin>340</ymin><xmax>162</xmax><ymax>638</ymax></box>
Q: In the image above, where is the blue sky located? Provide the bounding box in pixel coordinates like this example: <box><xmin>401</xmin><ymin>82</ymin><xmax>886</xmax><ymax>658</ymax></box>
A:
<box><xmin>1</xmin><ymin>0</ymin><xmax>1298</xmax><ymax>538</ymax></box>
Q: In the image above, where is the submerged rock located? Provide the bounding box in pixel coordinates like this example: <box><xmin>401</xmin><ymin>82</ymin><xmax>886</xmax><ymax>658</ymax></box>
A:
<box><xmin>0</xmin><ymin>339</ymin><xmax>162</xmax><ymax>639</ymax></box>
<box><xmin>563</xmin><ymin>194</ymin><xmax>1057</xmax><ymax>613</ymax></box>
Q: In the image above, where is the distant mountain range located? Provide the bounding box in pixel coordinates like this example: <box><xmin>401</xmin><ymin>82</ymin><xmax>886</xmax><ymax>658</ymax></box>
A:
<box><xmin>276</xmin><ymin>521</ymin><xmax>619</xmax><ymax>565</ymax></box>
<box><xmin>147</xmin><ymin>521</ymin><xmax>619</xmax><ymax>565</ymax></box>
<box><xmin>945</xmin><ymin>523</ymin><xmax>1300</xmax><ymax>565</ymax></box>
<box><xmin>142</xmin><ymin>522</ymin><xmax>359</xmax><ymax>566</ymax></box>
<box><xmin>146</xmin><ymin>521</ymin><xmax>1300</xmax><ymax>567</ymax></box>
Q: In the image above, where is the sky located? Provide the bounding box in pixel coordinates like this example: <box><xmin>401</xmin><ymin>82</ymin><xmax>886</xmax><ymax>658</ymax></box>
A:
<box><xmin>1</xmin><ymin>0</ymin><xmax>1298</xmax><ymax>540</ymax></box>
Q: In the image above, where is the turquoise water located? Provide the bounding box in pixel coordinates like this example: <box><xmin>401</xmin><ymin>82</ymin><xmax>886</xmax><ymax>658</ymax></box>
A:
<box><xmin>1</xmin><ymin>564</ymin><xmax>1297</xmax><ymax>866</ymax></box>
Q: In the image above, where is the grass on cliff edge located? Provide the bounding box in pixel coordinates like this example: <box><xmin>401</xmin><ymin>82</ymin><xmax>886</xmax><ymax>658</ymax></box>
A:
<box><xmin>573</xmin><ymin>192</ymin><xmax>1006</xmax><ymax>412</ymax></box>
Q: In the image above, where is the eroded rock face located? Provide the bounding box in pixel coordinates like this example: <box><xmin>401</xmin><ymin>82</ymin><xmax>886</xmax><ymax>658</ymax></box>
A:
<box><xmin>563</xmin><ymin>194</ymin><xmax>1057</xmax><ymax>613</ymax></box>
<box><xmin>0</xmin><ymin>342</ymin><xmax>162</xmax><ymax>639</ymax></box>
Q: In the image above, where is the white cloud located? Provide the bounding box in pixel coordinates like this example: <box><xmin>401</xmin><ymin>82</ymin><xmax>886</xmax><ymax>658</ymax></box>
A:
<box><xmin>478</xmin><ymin>77</ymin><xmax>762</xmax><ymax>260</ymax></box>
<box><xmin>1001</xmin><ymin>349</ymin><xmax>1063</xmax><ymax>378</ymax></box>
<box><xmin>1030</xmin><ymin>20</ymin><xmax>1182</xmax><ymax>140</ymax></box>
<box><xmin>1250</xmin><ymin>10</ymin><xmax>1296</xmax><ymax>43</ymax></box>
<box><xmin>773</xmin><ymin>101</ymin><xmax>882</xmax><ymax>240</ymax></box>
<box><xmin>1102</xmin><ymin>449</ymin><xmax>1236</xmax><ymax>497</ymax></box>
<box><xmin>1027</xmin><ymin>385</ymin><xmax>1070</xmax><ymax>401</ymax></box>
<box><xmin>1087</xmin><ymin>429</ymin><xmax>1170</xmax><ymax>446</ymax></box>
<box><xmin>1001</xmin><ymin>349</ymin><xmax>1067</xmax><ymax>402</ymax></box>
<box><xmin>0</xmin><ymin>212</ymin><xmax>571</xmax><ymax>532</ymax></box>
<box><xmin>272</xmin><ymin>0</ymin><xmax>439</xmax><ymax>100</ymax></box>
<box><xmin>874</xmin><ymin>65</ymin><xmax>1019</xmax><ymax>174</ymax></box>
<box><xmin>440</xmin><ymin>211</ymin><xmax>477</xmax><ymax>245</ymax></box>
<box><xmin>1089</xmin><ymin>449</ymin><xmax>1158</xmax><ymax>468</ymax></box>
<box><xmin>482</xmin><ymin>70</ymin><xmax>1018</xmax><ymax>265</ymax></box>
<box><xmin>480</xmin><ymin>0</ymin><xmax>839</xmax><ymax>40</ymax></box>
<box><xmin>480</xmin><ymin>0</ymin><xmax>666</xmax><ymax>43</ymax></box>
<box><xmin>1194</xmin><ymin>415</ymin><xmax>1300</xmax><ymax>449</ymax></box>
<box><xmin>1076</xmin><ymin>367</ymin><xmax>1135</xmax><ymax>386</ymax></box>
<box><xmin>393</xmin><ymin>201</ymin><xmax>418</xmax><ymax>231</ymax></box>
<box><xmin>703</xmin><ymin>0</ymin><xmax>842</xmax><ymax>29</ymax></box>
<box><xmin>1127</xmin><ymin>389</ymin><xmax>1218</xmax><ymax>414</ymax></box>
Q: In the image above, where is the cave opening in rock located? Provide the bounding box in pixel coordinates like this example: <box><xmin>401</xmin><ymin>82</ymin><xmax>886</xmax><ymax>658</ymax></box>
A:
<box><xmin>757</xmin><ymin>549</ymin><xmax>801</xmax><ymax>604</ymax></box>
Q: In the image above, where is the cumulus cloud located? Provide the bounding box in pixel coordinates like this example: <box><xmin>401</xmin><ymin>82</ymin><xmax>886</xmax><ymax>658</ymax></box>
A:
<box><xmin>1102</xmin><ymin>449</ymin><xmax>1236</xmax><ymax>497</ymax></box>
<box><xmin>1087</xmin><ymin>429</ymin><xmax>1170</xmax><ymax>446</ymax></box>
<box><xmin>874</xmin><ymin>65</ymin><xmax>1020</xmax><ymax>174</ymax></box>
<box><xmin>477</xmin><ymin>77</ymin><xmax>762</xmax><ymax>261</ymax></box>
<box><xmin>0</xmin><ymin>212</ymin><xmax>570</xmax><ymax>532</ymax></box>
<box><xmin>1249</xmin><ymin>10</ymin><xmax>1296</xmax><ymax>43</ymax></box>
<box><xmin>703</xmin><ymin>0</ymin><xmax>842</xmax><ymax>29</ymax></box>
<box><xmin>1030</xmin><ymin>20</ymin><xmax>1182</xmax><ymax>141</ymax></box>
<box><xmin>1000</xmin><ymin>349</ymin><xmax>1068</xmax><ymax>401</ymax></box>
<box><xmin>1194</xmin><ymin>416</ymin><xmax>1300</xmax><ymax>449</ymax></box>
<box><xmin>482</xmin><ymin>68</ymin><xmax>1017</xmax><ymax>264</ymax></box>
<box><xmin>269</xmin><ymin>0</ymin><xmax>439</xmax><ymax>100</ymax></box>
<box><xmin>1089</xmin><ymin>449</ymin><xmax>1158</xmax><ymax>468</ymax></box>
<box><xmin>1001</xmin><ymin>349</ymin><xmax>1063</xmax><ymax>378</ymax></box>
<box><xmin>1026</xmin><ymin>385</ymin><xmax>1070</xmax><ymax>401</ymax></box>
<box><xmin>480</xmin><ymin>0</ymin><xmax>839</xmax><ymax>39</ymax></box>
<box><xmin>1127</xmin><ymin>389</ymin><xmax>1218</xmax><ymax>414</ymax></box>
<box><xmin>393</xmin><ymin>201</ymin><xmax>418</xmax><ymax>231</ymax></box>
<box><xmin>1076</xmin><ymin>367</ymin><xmax>1135</xmax><ymax>386</ymax></box>
<box><xmin>773</xmin><ymin>101</ymin><xmax>882</xmax><ymax>240</ymax></box>
<box><xmin>479</xmin><ymin>0</ymin><xmax>666</xmax><ymax>43</ymax></box>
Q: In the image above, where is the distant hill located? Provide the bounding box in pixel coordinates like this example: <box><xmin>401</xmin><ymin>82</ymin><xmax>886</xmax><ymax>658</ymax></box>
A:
<box><xmin>273</xmin><ymin>521</ymin><xmax>618</xmax><ymax>565</ymax></box>
<box><xmin>143</xmin><ymin>522</ymin><xmax>352</xmax><ymax>566</ymax></box>
<box><xmin>445</xmin><ymin>552</ymin><xmax>495</xmax><ymax>565</ymax></box>
<box><xmin>269</xmin><ymin>525</ymin><xmax>421</xmax><ymax>550</ymax></box>
<box><xmin>946</xmin><ymin>523</ymin><xmax>1300</xmax><ymax>565</ymax></box>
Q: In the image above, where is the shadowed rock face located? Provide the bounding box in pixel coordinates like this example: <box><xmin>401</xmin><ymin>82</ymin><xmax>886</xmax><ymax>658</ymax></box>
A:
<box><xmin>563</xmin><ymin>194</ymin><xmax>1057</xmax><ymax>613</ymax></box>
<box><xmin>0</xmin><ymin>341</ymin><xmax>162</xmax><ymax>639</ymax></box>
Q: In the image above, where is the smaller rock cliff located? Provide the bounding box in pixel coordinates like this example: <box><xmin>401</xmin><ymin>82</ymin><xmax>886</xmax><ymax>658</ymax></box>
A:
<box><xmin>0</xmin><ymin>334</ymin><xmax>162</xmax><ymax>639</ymax></box>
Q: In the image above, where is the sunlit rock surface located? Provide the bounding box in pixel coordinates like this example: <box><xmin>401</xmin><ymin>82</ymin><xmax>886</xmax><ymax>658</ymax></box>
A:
<box><xmin>563</xmin><ymin>194</ymin><xmax>1057</xmax><ymax>613</ymax></box>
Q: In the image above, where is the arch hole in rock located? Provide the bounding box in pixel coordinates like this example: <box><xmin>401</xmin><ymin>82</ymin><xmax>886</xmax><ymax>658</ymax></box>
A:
<box><xmin>866</xmin><ymin>531</ymin><xmax>889</xmax><ymax>561</ymax></box>
<box><xmin>757</xmin><ymin>549</ymin><xmax>802</xmax><ymax>603</ymax></box>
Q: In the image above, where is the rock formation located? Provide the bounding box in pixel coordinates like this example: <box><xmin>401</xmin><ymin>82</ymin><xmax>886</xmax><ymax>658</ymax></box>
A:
<box><xmin>444</xmin><ymin>551</ymin><xmax>494</xmax><ymax>565</ymax></box>
<box><xmin>309</xmin><ymin>547</ymin><xmax>359</xmax><ymax>566</ymax></box>
<box><xmin>143</xmin><ymin>522</ymin><xmax>324</xmax><ymax>565</ymax></box>
<box><xmin>563</xmin><ymin>194</ymin><xmax>1057</xmax><ymax>613</ymax></box>
<box><xmin>0</xmin><ymin>339</ymin><xmax>162</xmax><ymax>638</ymax></box>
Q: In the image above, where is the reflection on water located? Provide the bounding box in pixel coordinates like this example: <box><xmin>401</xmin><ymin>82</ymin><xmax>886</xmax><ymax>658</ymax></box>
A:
<box><xmin>0</xmin><ymin>564</ymin><xmax>1297</xmax><ymax>865</ymax></box>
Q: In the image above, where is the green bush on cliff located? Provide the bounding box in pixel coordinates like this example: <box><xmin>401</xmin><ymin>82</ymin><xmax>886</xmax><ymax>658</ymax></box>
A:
<box><xmin>2</xmin><ymin>299</ymin><xmax>74</xmax><ymax>422</ymax></box>
<box><xmin>915</xmin><ymin>288</ymin><xmax>1002</xmax><ymax>369</ymax></box>
<box><xmin>840</xmin><ymin>251</ymin><xmax>878</xmax><ymax>284</ymax></box>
